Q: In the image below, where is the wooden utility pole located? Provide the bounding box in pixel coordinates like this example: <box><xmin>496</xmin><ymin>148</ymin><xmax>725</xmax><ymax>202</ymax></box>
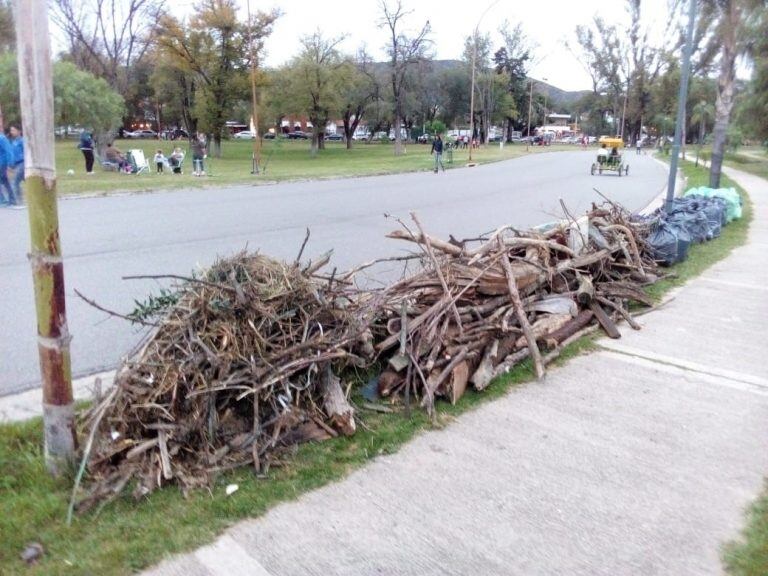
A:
<box><xmin>14</xmin><ymin>0</ymin><xmax>77</xmax><ymax>475</ymax></box>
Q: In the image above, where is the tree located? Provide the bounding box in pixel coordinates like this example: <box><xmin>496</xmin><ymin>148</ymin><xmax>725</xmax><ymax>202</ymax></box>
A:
<box><xmin>691</xmin><ymin>99</ymin><xmax>714</xmax><ymax>143</ymax></box>
<box><xmin>494</xmin><ymin>21</ymin><xmax>532</xmax><ymax>140</ymax></box>
<box><xmin>736</xmin><ymin>7</ymin><xmax>768</xmax><ymax>142</ymax></box>
<box><xmin>0</xmin><ymin>0</ymin><xmax>14</xmax><ymax>53</ymax></box>
<box><xmin>0</xmin><ymin>54</ymin><xmax>125</xmax><ymax>146</ymax></box>
<box><xmin>283</xmin><ymin>31</ymin><xmax>345</xmax><ymax>155</ymax></box>
<box><xmin>51</xmin><ymin>0</ymin><xmax>164</xmax><ymax>120</ymax></box>
<box><xmin>380</xmin><ymin>0</ymin><xmax>431</xmax><ymax>155</ymax></box>
<box><xmin>338</xmin><ymin>50</ymin><xmax>379</xmax><ymax>149</ymax></box>
<box><xmin>154</xmin><ymin>1</ymin><xmax>278</xmax><ymax>156</ymax></box>
<box><xmin>700</xmin><ymin>0</ymin><xmax>765</xmax><ymax>187</ymax></box>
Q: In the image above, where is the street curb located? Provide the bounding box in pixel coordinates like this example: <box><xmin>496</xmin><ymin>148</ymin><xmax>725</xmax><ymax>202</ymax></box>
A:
<box><xmin>0</xmin><ymin>370</ymin><xmax>115</xmax><ymax>424</ymax></box>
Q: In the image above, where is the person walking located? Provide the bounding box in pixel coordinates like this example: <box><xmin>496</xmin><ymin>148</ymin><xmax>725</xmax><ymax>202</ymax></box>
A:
<box><xmin>191</xmin><ymin>134</ymin><xmax>206</xmax><ymax>176</ymax></box>
<box><xmin>78</xmin><ymin>130</ymin><xmax>95</xmax><ymax>175</ymax></box>
<box><xmin>9</xmin><ymin>124</ymin><xmax>24</xmax><ymax>204</ymax></box>
<box><xmin>430</xmin><ymin>133</ymin><xmax>445</xmax><ymax>173</ymax></box>
<box><xmin>0</xmin><ymin>130</ymin><xmax>16</xmax><ymax>205</ymax></box>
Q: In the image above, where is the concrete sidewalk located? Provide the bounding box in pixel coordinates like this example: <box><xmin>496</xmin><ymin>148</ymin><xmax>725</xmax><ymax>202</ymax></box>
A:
<box><xmin>131</xmin><ymin>167</ymin><xmax>767</xmax><ymax>575</ymax></box>
<box><xmin>141</xmin><ymin>167</ymin><xmax>768</xmax><ymax>575</ymax></box>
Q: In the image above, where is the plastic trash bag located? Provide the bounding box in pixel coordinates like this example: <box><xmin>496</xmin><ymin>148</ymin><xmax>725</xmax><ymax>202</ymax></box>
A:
<box><xmin>646</xmin><ymin>220</ymin><xmax>680</xmax><ymax>266</ymax></box>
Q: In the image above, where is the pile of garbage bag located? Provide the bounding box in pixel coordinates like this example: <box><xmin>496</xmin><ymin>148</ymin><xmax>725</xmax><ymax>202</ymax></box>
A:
<box><xmin>640</xmin><ymin>186</ymin><xmax>740</xmax><ymax>266</ymax></box>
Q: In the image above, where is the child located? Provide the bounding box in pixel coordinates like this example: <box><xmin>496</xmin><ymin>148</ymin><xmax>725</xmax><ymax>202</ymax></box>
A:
<box><xmin>153</xmin><ymin>149</ymin><xmax>166</xmax><ymax>174</ymax></box>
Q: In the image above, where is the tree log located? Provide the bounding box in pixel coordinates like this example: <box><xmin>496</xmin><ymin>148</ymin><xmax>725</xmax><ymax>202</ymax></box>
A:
<box><xmin>321</xmin><ymin>368</ymin><xmax>356</xmax><ymax>436</ymax></box>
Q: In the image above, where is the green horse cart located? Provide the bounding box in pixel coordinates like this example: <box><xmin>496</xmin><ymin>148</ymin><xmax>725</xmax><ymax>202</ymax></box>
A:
<box><xmin>591</xmin><ymin>137</ymin><xmax>630</xmax><ymax>176</ymax></box>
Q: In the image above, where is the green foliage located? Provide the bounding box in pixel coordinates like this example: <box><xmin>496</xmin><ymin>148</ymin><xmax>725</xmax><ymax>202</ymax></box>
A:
<box><xmin>425</xmin><ymin>119</ymin><xmax>446</xmax><ymax>135</ymax></box>
<box><xmin>727</xmin><ymin>126</ymin><xmax>744</xmax><ymax>151</ymax></box>
<box><xmin>154</xmin><ymin>1</ymin><xmax>278</xmax><ymax>153</ymax></box>
<box><xmin>0</xmin><ymin>53</ymin><xmax>124</xmax><ymax>132</ymax></box>
<box><xmin>128</xmin><ymin>288</ymin><xmax>181</xmax><ymax>324</ymax></box>
<box><xmin>53</xmin><ymin>61</ymin><xmax>125</xmax><ymax>134</ymax></box>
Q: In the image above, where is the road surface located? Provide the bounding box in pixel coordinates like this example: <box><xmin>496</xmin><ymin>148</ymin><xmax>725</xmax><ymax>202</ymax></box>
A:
<box><xmin>0</xmin><ymin>149</ymin><xmax>666</xmax><ymax>396</ymax></box>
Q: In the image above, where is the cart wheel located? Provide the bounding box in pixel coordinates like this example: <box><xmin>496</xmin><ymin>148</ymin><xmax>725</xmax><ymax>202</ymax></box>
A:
<box><xmin>617</xmin><ymin>164</ymin><xmax>622</xmax><ymax>177</ymax></box>
<box><xmin>625</xmin><ymin>165</ymin><xmax>630</xmax><ymax>175</ymax></box>
<box><xmin>591</xmin><ymin>163</ymin><xmax>596</xmax><ymax>175</ymax></box>
<box><xmin>598</xmin><ymin>167</ymin><xmax>603</xmax><ymax>175</ymax></box>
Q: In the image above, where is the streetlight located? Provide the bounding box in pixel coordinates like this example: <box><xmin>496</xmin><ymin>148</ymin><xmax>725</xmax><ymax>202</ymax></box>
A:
<box><xmin>468</xmin><ymin>0</ymin><xmax>500</xmax><ymax>163</ymax></box>
<box><xmin>525</xmin><ymin>77</ymin><xmax>547</xmax><ymax>152</ymax></box>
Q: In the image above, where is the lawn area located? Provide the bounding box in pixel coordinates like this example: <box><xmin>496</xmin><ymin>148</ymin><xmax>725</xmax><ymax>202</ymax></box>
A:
<box><xmin>54</xmin><ymin>138</ymin><xmax>572</xmax><ymax>196</ymax></box>
<box><xmin>724</xmin><ymin>480</ymin><xmax>768</xmax><ymax>576</ymax></box>
<box><xmin>0</xmin><ymin>154</ymin><xmax>757</xmax><ymax>575</ymax></box>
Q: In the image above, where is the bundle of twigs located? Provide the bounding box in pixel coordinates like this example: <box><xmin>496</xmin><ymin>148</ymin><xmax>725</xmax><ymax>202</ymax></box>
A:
<box><xmin>372</xmin><ymin>204</ymin><xmax>659</xmax><ymax>414</ymax></box>
<box><xmin>77</xmin><ymin>251</ymin><xmax>376</xmax><ymax>511</ymax></box>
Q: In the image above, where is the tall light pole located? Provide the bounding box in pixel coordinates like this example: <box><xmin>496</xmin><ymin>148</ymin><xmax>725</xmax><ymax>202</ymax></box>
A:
<box><xmin>246</xmin><ymin>0</ymin><xmax>261</xmax><ymax>174</ymax></box>
<box><xmin>665</xmin><ymin>0</ymin><xmax>697</xmax><ymax>212</ymax></box>
<box><xmin>468</xmin><ymin>0</ymin><xmax>499</xmax><ymax>163</ymax></box>
<box><xmin>526</xmin><ymin>79</ymin><xmax>534</xmax><ymax>152</ymax></box>
<box><xmin>619</xmin><ymin>77</ymin><xmax>629</xmax><ymax>141</ymax></box>
<box><xmin>525</xmin><ymin>77</ymin><xmax>546</xmax><ymax>151</ymax></box>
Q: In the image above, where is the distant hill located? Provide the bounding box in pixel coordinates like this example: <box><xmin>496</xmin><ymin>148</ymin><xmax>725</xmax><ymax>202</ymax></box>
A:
<box><xmin>373</xmin><ymin>59</ymin><xmax>591</xmax><ymax>110</ymax></box>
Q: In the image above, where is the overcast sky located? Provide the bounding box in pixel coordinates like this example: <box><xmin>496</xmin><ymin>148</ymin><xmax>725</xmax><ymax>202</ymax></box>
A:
<box><xmin>162</xmin><ymin>0</ymin><xmax>678</xmax><ymax>92</ymax></box>
<box><xmin>255</xmin><ymin>0</ymin><xmax>676</xmax><ymax>91</ymax></box>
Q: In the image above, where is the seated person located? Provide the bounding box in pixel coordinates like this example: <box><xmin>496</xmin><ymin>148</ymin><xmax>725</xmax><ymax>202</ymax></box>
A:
<box><xmin>610</xmin><ymin>146</ymin><xmax>619</xmax><ymax>157</ymax></box>
<box><xmin>169</xmin><ymin>147</ymin><xmax>185</xmax><ymax>174</ymax></box>
<box><xmin>597</xmin><ymin>144</ymin><xmax>608</xmax><ymax>164</ymax></box>
<box><xmin>104</xmin><ymin>142</ymin><xmax>129</xmax><ymax>170</ymax></box>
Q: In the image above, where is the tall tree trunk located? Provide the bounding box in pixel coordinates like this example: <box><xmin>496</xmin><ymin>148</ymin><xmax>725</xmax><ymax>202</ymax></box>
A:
<box><xmin>14</xmin><ymin>0</ymin><xmax>77</xmax><ymax>475</ymax></box>
<box><xmin>710</xmin><ymin>1</ymin><xmax>737</xmax><ymax>188</ymax></box>
<box><xmin>393</xmin><ymin>109</ymin><xmax>403</xmax><ymax>155</ymax></box>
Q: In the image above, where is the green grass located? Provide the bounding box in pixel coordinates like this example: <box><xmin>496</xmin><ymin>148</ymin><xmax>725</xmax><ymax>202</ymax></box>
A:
<box><xmin>54</xmin><ymin>138</ymin><xmax>570</xmax><ymax>197</ymax></box>
<box><xmin>724</xmin><ymin>480</ymin><xmax>768</xmax><ymax>576</ymax></box>
<box><xmin>0</xmin><ymin>154</ymin><xmax>757</xmax><ymax>575</ymax></box>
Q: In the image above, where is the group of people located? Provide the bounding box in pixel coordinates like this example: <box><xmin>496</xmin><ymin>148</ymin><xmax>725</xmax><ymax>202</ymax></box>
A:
<box><xmin>597</xmin><ymin>143</ymin><xmax>620</xmax><ymax>163</ymax></box>
<box><xmin>0</xmin><ymin>125</ymin><xmax>25</xmax><ymax>207</ymax></box>
<box><xmin>78</xmin><ymin>131</ymin><xmax>208</xmax><ymax>176</ymax></box>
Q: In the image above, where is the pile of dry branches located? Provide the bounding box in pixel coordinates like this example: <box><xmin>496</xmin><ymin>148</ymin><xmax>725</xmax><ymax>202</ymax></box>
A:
<box><xmin>77</xmin><ymin>202</ymin><xmax>660</xmax><ymax>509</ymax></box>
<box><xmin>372</xmin><ymin>205</ymin><xmax>658</xmax><ymax>413</ymax></box>
<box><xmin>78</xmin><ymin>251</ymin><xmax>376</xmax><ymax>511</ymax></box>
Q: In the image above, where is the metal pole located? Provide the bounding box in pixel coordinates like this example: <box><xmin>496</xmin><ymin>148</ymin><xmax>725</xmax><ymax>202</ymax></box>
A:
<box><xmin>14</xmin><ymin>0</ymin><xmax>76</xmax><ymax>474</ymax></box>
<box><xmin>246</xmin><ymin>0</ymin><xmax>261</xmax><ymax>174</ymax></box>
<box><xmin>665</xmin><ymin>0</ymin><xmax>697</xmax><ymax>213</ymax></box>
<box><xmin>469</xmin><ymin>30</ymin><xmax>477</xmax><ymax>162</ymax></box>
<box><xmin>526</xmin><ymin>79</ymin><xmax>533</xmax><ymax>152</ymax></box>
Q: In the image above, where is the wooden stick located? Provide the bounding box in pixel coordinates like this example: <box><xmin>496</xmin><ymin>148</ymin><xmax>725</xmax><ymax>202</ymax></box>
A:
<box><xmin>499</xmin><ymin>239</ymin><xmax>545</xmax><ymax>379</ymax></box>
<box><xmin>410</xmin><ymin>212</ymin><xmax>464</xmax><ymax>333</ymax></box>
<box><xmin>386</xmin><ymin>229</ymin><xmax>464</xmax><ymax>256</ymax></box>
<box><xmin>74</xmin><ymin>289</ymin><xmax>158</xmax><ymax>327</ymax></box>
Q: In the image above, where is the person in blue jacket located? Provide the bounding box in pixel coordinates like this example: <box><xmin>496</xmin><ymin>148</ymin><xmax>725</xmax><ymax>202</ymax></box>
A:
<box><xmin>78</xmin><ymin>130</ymin><xmax>95</xmax><ymax>174</ymax></box>
<box><xmin>0</xmin><ymin>130</ymin><xmax>16</xmax><ymax>205</ymax></box>
<box><xmin>9</xmin><ymin>125</ymin><xmax>24</xmax><ymax>204</ymax></box>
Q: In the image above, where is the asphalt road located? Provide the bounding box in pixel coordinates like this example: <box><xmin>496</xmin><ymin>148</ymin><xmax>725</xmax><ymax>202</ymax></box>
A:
<box><xmin>0</xmin><ymin>149</ymin><xmax>666</xmax><ymax>396</ymax></box>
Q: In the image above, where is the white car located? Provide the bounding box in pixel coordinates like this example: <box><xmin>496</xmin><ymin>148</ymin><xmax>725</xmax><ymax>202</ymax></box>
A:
<box><xmin>234</xmin><ymin>131</ymin><xmax>256</xmax><ymax>139</ymax></box>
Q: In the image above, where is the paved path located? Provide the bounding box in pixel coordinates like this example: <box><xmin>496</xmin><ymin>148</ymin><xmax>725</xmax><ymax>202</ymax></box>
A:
<box><xmin>0</xmin><ymin>150</ymin><xmax>665</xmax><ymax>396</ymax></box>
<box><xmin>142</xmin><ymin>165</ymin><xmax>768</xmax><ymax>576</ymax></box>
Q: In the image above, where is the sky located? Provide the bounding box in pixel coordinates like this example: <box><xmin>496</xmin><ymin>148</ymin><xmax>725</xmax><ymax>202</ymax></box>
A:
<box><xmin>238</xmin><ymin>0</ymin><xmax>677</xmax><ymax>92</ymax></box>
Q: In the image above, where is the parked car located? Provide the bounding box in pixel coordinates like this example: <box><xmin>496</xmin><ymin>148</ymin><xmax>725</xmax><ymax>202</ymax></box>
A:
<box><xmin>286</xmin><ymin>131</ymin><xmax>309</xmax><ymax>140</ymax></box>
<box><xmin>263</xmin><ymin>132</ymin><xmax>276</xmax><ymax>139</ymax></box>
<box><xmin>325</xmin><ymin>133</ymin><xmax>343</xmax><ymax>141</ymax></box>
<box><xmin>233</xmin><ymin>130</ymin><xmax>256</xmax><ymax>140</ymax></box>
<box><xmin>126</xmin><ymin>129</ymin><xmax>158</xmax><ymax>139</ymax></box>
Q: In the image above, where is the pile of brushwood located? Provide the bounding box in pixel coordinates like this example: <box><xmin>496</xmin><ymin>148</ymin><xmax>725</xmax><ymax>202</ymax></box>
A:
<box><xmin>77</xmin><ymin>202</ymin><xmax>661</xmax><ymax>509</ymax></box>
<box><xmin>372</xmin><ymin>207</ymin><xmax>657</xmax><ymax>414</ymax></box>
<box><xmin>78</xmin><ymin>251</ymin><xmax>378</xmax><ymax>511</ymax></box>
